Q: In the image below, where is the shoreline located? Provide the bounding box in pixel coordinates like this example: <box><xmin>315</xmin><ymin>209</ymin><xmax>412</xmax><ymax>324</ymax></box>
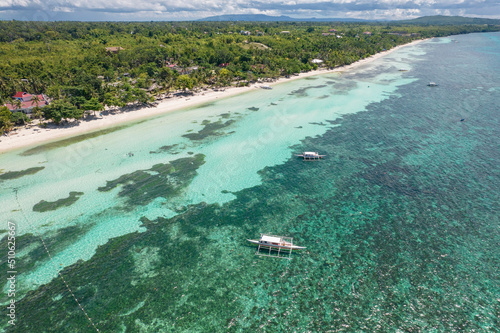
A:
<box><xmin>0</xmin><ymin>39</ymin><xmax>427</xmax><ymax>154</ymax></box>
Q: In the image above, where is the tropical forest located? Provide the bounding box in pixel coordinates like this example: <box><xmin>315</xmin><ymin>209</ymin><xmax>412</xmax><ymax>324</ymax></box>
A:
<box><xmin>0</xmin><ymin>19</ymin><xmax>499</xmax><ymax>132</ymax></box>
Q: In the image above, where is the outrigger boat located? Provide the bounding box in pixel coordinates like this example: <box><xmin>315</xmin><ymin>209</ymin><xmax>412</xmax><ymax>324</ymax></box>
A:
<box><xmin>247</xmin><ymin>234</ymin><xmax>306</xmax><ymax>259</ymax></box>
<box><xmin>247</xmin><ymin>235</ymin><xmax>306</xmax><ymax>250</ymax></box>
<box><xmin>295</xmin><ymin>151</ymin><xmax>325</xmax><ymax>160</ymax></box>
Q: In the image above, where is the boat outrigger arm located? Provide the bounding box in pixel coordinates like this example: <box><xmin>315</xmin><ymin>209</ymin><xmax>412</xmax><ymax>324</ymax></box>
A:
<box><xmin>247</xmin><ymin>234</ymin><xmax>306</xmax><ymax>259</ymax></box>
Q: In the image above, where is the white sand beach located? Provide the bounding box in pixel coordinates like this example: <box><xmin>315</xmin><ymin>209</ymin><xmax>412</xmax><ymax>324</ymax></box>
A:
<box><xmin>0</xmin><ymin>39</ymin><xmax>427</xmax><ymax>154</ymax></box>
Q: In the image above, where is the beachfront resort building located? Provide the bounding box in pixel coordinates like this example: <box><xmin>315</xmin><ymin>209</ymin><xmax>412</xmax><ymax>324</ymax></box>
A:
<box><xmin>4</xmin><ymin>92</ymin><xmax>49</xmax><ymax>114</ymax></box>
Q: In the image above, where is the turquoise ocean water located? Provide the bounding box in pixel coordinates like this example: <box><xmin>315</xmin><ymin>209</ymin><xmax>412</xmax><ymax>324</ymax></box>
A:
<box><xmin>1</xmin><ymin>32</ymin><xmax>499</xmax><ymax>331</ymax></box>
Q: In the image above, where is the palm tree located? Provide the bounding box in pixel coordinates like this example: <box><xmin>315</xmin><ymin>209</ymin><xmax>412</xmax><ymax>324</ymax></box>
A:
<box><xmin>13</xmin><ymin>99</ymin><xmax>22</xmax><ymax>112</ymax></box>
<box><xmin>0</xmin><ymin>78</ymin><xmax>7</xmax><ymax>99</ymax></box>
<box><xmin>30</xmin><ymin>94</ymin><xmax>41</xmax><ymax>108</ymax></box>
<box><xmin>32</xmin><ymin>106</ymin><xmax>43</xmax><ymax>121</ymax></box>
<box><xmin>161</xmin><ymin>76</ymin><xmax>174</xmax><ymax>98</ymax></box>
<box><xmin>4</xmin><ymin>97</ymin><xmax>13</xmax><ymax>109</ymax></box>
<box><xmin>0</xmin><ymin>106</ymin><xmax>13</xmax><ymax>134</ymax></box>
<box><xmin>30</xmin><ymin>77</ymin><xmax>45</xmax><ymax>95</ymax></box>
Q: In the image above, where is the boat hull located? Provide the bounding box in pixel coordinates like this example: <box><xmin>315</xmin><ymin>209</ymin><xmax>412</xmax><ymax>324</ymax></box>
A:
<box><xmin>247</xmin><ymin>239</ymin><xmax>306</xmax><ymax>250</ymax></box>
<box><xmin>295</xmin><ymin>154</ymin><xmax>325</xmax><ymax>159</ymax></box>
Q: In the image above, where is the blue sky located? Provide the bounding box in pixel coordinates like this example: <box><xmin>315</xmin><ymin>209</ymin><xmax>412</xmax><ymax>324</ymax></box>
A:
<box><xmin>0</xmin><ymin>0</ymin><xmax>499</xmax><ymax>21</ymax></box>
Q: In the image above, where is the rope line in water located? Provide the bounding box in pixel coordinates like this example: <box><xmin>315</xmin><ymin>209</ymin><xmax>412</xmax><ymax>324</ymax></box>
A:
<box><xmin>14</xmin><ymin>188</ymin><xmax>100</xmax><ymax>332</ymax></box>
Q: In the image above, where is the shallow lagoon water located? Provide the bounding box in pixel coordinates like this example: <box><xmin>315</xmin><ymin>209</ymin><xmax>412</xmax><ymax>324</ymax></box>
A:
<box><xmin>1</xmin><ymin>33</ymin><xmax>499</xmax><ymax>332</ymax></box>
<box><xmin>0</xmin><ymin>42</ymin><xmax>417</xmax><ymax>292</ymax></box>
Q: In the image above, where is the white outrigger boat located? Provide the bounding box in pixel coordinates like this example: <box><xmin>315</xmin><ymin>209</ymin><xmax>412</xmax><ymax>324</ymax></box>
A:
<box><xmin>295</xmin><ymin>151</ymin><xmax>326</xmax><ymax>160</ymax></box>
<box><xmin>247</xmin><ymin>234</ymin><xmax>306</xmax><ymax>259</ymax></box>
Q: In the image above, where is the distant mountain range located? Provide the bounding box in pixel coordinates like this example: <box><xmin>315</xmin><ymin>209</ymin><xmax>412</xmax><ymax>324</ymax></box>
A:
<box><xmin>199</xmin><ymin>14</ymin><xmax>367</xmax><ymax>22</ymax></box>
<box><xmin>199</xmin><ymin>14</ymin><xmax>500</xmax><ymax>25</ymax></box>
<box><xmin>395</xmin><ymin>15</ymin><xmax>500</xmax><ymax>25</ymax></box>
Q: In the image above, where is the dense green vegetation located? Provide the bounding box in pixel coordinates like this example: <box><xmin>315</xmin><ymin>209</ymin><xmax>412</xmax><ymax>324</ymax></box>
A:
<box><xmin>0</xmin><ymin>20</ymin><xmax>498</xmax><ymax>132</ymax></box>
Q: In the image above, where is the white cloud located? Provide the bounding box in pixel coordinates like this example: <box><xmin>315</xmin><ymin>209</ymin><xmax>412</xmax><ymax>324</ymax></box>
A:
<box><xmin>53</xmin><ymin>6</ymin><xmax>74</xmax><ymax>12</ymax></box>
<box><xmin>1</xmin><ymin>0</ymin><xmax>499</xmax><ymax>20</ymax></box>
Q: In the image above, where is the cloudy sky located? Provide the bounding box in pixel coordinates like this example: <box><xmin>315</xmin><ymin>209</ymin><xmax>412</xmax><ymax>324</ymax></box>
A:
<box><xmin>0</xmin><ymin>0</ymin><xmax>499</xmax><ymax>21</ymax></box>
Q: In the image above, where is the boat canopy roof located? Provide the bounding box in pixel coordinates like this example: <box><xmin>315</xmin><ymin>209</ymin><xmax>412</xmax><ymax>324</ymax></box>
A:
<box><xmin>304</xmin><ymin>152</ymin><xmax>318</xmax><ymax>155</ymax></box>
<box><xmin>261</xmin><ymin>235</ymin><xmax>282</xmax><ymax>243</ymax></box>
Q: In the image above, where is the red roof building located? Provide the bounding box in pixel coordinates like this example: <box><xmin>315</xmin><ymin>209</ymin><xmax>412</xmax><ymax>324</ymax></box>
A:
<box><xmin>13</xmin><ymin>91</ymin><xmax>33</xmax><ymax>102</ymax></box>
<box><xmin>5</xmin><ymin>92</ymin><xmax>48</xmax><ymax>114</ymax></box>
